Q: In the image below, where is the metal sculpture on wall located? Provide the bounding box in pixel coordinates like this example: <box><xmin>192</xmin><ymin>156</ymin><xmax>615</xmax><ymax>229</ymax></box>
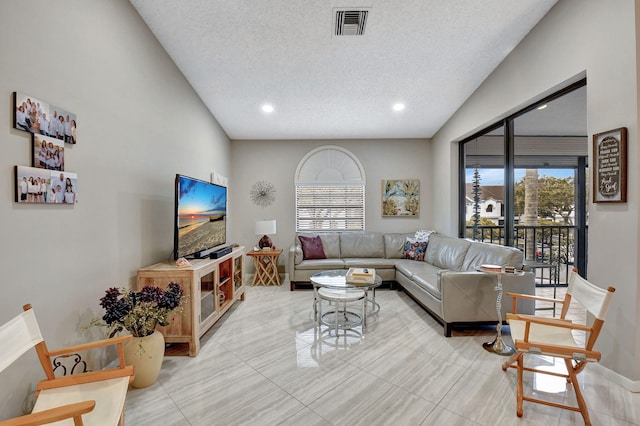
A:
<box><xmin>250</xmin><ymin>180</ymin><xmax>276</xmax><ymax>207</ymax></box>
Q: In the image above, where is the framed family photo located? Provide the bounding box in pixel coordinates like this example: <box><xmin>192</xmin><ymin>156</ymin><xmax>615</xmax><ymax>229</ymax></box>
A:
<box><xmin>593</xmin><ymin>127</ymin><xmax>627</xmax><ymax>203</ymax></box>
<box><xmin>13</xmin><ymin>92</ymin><xmax>78</xmax><ymax>144</ymax></box>
<box><xmin>382</xmin><ymin>179</ymin><xmax>420</xmax><ymax>216</ymax></box>
<box><xmin>33</xmin><ymin>134</ymin><xmax>65</xmax><ymax>171</ymax></box>
<box><xmin>15</xmin><ymin>166</ymin><xmax>78</xmax><ymax>204</ymax></box>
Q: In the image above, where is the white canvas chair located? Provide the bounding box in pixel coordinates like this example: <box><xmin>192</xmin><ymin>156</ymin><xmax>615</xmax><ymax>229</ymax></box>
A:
<box><xmin>502</xmin><ymin>269</ymin><xmax>615</xmax><ymax>425</ymax></box>
<box><xmin>0</xmin><ymin>304</ymin><xmax>134</xmax><ymax>425</ymax></box>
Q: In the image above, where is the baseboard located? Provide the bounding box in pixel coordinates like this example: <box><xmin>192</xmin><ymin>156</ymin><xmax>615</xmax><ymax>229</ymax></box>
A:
<box><xmin>591</xmin><ymin>363</ymin><xmax>640</xmax><ymax>392</ymax></box>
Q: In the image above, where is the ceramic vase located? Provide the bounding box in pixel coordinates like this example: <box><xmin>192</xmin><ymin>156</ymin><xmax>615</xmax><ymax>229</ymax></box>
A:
<box><xmin>124</xmin><ymin>330</ymin><xmax>165</xmax><ymax>388</ymax></box>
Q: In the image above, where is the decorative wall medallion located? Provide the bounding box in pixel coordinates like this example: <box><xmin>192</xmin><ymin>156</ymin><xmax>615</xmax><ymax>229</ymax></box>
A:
<box><xmin>250</xmin><ymin>180</ymin><xmax>276</xmax><ymax>207</ymax></box>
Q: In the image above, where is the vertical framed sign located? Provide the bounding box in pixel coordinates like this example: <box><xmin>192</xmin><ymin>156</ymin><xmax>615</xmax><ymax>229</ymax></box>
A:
<box><xmin>593</xmin><ymin>127</ymin><xmax>627</xmax><ymax>203</ymax></box>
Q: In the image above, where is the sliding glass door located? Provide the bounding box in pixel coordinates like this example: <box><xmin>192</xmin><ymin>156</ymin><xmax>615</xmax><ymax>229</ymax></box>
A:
<box><xmin>459</xmin><ymin>80</ymin><xmax>588</xmax><ymax>280</ymax></box>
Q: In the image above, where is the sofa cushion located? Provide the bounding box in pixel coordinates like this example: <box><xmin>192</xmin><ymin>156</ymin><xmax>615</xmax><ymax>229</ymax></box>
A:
<box><xmin>344</xmin><ymin>258</ymin><xmax>396</xmax><ymax>269</ymax></box>
<box><xmin>461</xmin><ymin>241</ymin><xmax>523</xmax><ymax>271</ymax></box>
<box><xmin>403</xmin><ymin>238</ymin><xmax>428</xmax><ymax>261</ymax></box>
<box><xmin>395</xmin><ymin>259</ymin><xmax>442</xmax><ymax>299</ymax></box>
<box><xmin>384</xmin><ymin>233</ymin><xmax>414</xmax><ymax>259</ymax></box>
<box><xmin>340</xmin><ymin>232</ymin><xmax>385</xmax><ymax>258</ymax></box>
<box><xmin>425</xmin><ymin>234</ymin><xmax>471</xmax><ymax>270</ymax></box>
<box><xmin>296</xmin><ymin>233</ymin><xmax>341</xmax><ymax>258</ymax></box>
<box><xmin>299</xmin><ymin>235</ymin><xmax>326</xmax><ymax>260</ymax></box>
<box><xmin>395</xmin><ymin>259</ymin><xmax>418</xmax><ymax>278</ymax></box>
<box><xmin>295</xmin><ymin>259</ymin><xmax>345</xmax><ymax>270</ymax></box>
<box><xmin>412</xmin><ymin>272</ymin><xmax>442</xmax><ymax>299</ymax></box>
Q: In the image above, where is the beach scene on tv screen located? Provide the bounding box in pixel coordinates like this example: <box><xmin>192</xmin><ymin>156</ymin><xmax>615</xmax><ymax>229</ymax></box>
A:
<box><xmin>177</xmin><ymin>177</ymin><xmax>226</xmax><ymax>257</ymax></box>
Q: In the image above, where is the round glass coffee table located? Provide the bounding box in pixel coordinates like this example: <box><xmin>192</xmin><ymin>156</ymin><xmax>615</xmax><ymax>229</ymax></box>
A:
<box><xmin>310</xmin><ymin>270</ymin><xmax>382</xmax><ymax>333</ymax></box>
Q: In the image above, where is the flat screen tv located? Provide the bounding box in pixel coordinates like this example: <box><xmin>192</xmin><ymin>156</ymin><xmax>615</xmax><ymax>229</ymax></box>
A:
<box><xmin>174</xmin><ymin>174</ymin><xmax>227</xmax><ymax>259</ymax></box>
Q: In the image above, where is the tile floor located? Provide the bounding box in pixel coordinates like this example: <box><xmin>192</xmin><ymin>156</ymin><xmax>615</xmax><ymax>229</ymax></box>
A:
<box><xmin>125</xmin><ymin>281</ymin><xmax>639</xmax><ymax>425</ymax></box>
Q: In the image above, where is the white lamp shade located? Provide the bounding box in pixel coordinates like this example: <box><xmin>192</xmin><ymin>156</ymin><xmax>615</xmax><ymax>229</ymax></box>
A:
<box><xmin>255</xmin><ymin>219</ymin><xmax>276</xmax><ymax>235</ymax></box>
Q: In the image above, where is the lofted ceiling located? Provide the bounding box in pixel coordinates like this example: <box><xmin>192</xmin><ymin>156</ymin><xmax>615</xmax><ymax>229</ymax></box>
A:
<box><xmin>129</xmin><ymin>0</ymin><xmax>559</xmax><ymax>140</ymax></box>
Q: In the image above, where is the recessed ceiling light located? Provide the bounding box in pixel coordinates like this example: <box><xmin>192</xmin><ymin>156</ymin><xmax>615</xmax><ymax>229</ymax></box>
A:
<box><xmin>262</xmin><ymin>104</ymin><xmax>274</xmax><ymax>113</ymax></box>
<box><xmin>393</xmin><ymin>103</ymin><xmax>405</xmax><ymax>111</ymax></box>
<box><xmin>537</xmin><ymin>104</ymin><xmax>548</xmax><ymax>110</ymax></box>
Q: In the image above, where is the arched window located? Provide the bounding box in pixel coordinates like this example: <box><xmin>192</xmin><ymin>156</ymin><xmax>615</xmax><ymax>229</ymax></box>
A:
<box><xmin>486</xmin><ymin>204</ymin><xmax>493</xmax><ymax>213</ymax></box>
<box><xmin>295</xmin><ymin>146</ymin><xmax>365</xmax><ymax>231</ymax></box>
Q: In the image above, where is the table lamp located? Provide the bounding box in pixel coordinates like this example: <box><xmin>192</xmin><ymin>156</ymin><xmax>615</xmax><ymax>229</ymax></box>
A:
<box><xmin>255</xmin><ymin>219</ymin><xmax>276</xmax><ymax>249</ymax></box>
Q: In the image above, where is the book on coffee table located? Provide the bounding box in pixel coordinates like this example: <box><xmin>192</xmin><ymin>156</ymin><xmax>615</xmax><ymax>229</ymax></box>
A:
<box><xmin>346</xmin><ymin>267</ymin><xmax>375</xmax><ymax>284</ymax></box>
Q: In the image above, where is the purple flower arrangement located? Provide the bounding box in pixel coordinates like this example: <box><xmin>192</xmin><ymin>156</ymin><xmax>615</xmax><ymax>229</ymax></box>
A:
<box><xmin>98</xmin><ymin>283</ymin><xmax>184</xmax><ymax>338</ymax></box>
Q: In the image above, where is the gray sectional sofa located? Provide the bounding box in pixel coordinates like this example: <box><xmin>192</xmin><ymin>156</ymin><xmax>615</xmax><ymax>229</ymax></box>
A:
<box><xmin>289</xmin><ymin>231</ymin><xmax>535</xmax><ymax>336</ymax></box>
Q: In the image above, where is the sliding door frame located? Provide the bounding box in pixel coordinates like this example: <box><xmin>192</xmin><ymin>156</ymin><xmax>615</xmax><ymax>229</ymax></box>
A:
<box><xmin>458</xmin><ymin>78</ymin><xmax>588</xmax><ymax>275</ymax></box>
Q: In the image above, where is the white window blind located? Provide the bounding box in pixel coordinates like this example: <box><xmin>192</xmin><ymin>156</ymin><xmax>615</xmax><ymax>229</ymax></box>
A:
<box><xmin>296</xmin><ymin>184</ymin><xmax>364</xmax><ymax>231</ymax></box>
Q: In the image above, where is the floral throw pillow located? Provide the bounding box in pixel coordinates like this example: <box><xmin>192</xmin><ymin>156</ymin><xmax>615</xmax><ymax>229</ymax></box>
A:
<box><xmin>403</xmin><ymin>237</ymin><xmax>428</xmax><ymax>261</ymax></box>
<box><xmin>299</xmin><ymin>235</ymin><xmax>326</xmax><ymax>260</ymax></box>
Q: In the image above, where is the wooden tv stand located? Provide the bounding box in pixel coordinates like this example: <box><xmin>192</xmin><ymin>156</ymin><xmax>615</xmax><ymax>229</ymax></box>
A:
<box><xmin>136</xmin><ymin>246</ymin><xmax>244</xmax><ymax>356</ymax></box>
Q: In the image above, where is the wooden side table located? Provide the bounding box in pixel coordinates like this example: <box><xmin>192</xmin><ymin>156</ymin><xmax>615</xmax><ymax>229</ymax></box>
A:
<box><xmin>247</xmin><ymin>249</ymin><xmax>282</xmax><ymax>286</ymax></box>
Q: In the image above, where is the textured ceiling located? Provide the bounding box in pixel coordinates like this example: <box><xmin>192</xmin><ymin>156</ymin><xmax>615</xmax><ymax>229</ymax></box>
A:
<box><xmin>129</xmin><ymin>0</ymin><xmax>558</xmax><ymax>140</ymax></box>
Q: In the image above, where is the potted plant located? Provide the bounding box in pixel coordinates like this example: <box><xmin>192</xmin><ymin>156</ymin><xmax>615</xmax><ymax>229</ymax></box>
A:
<box><xmin>94</xmin><ymin>283</ymin><xmax>184</xmax><ymax>388</ymax></box>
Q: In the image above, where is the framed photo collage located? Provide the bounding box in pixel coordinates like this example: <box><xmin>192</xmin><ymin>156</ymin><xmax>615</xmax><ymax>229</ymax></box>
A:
<box><xmin>12</xmin><ymin>92</ymin><xmax>78</xmax><ymax>204</ymax></box>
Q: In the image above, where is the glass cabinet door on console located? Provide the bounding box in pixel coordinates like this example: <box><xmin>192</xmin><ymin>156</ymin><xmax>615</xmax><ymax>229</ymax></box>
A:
<box><xmin>199</xmin><ymin>267</ymin><xmax>217</xmax><ymax>325</ymax></box>
<box><xmin>233</xmin><ymin>255</ymin><xmax>243</xmax><ymax>293</ymax></box>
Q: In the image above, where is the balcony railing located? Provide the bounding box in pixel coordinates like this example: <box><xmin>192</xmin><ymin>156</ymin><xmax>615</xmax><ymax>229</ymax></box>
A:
<box><xmin>465</xmin><ymin>224</ymin><xmax>583</xmax><ymax>287</ymax></box>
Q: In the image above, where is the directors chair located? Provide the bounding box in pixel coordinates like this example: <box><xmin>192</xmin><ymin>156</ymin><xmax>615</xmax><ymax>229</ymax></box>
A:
<box><xmin>0</xmin><ymin>304</ymin><xmax>134</xmax><ymax>426</ymax></box>
<box><xmin>502</xmin><ymin>269</ymin><xmax>615</xmax><ymax>426</ymax></box>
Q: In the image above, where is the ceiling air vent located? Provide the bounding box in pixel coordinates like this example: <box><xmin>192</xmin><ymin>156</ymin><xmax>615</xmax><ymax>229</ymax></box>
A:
<box><xmin>335</xmin><ymin>10</ymin><xmax>368</xmax><ymax>36</ymax></box>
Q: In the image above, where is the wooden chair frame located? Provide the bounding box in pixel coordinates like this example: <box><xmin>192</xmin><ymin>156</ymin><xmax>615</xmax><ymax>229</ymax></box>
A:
<box><xmin>0</xmin><ymin>304</ymin><xmax>134</xmax><ymax>426</ymax></box>
<box><xmin>501</xmin><ymin>269</ymin><xmax>615</xmax><ymax>426</ymax></box>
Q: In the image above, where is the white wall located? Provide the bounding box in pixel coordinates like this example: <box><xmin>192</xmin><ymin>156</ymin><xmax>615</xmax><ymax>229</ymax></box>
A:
<box><xmin>230</xmin><ymin>139</ymin><xmax>432</xmax><ymax>275</ymax></box>
<box><xmin>0</xmin><ymin>0</ymin><xmax>230</xmax><ymax>416</ymax></box>
<box><xmin>432</xmin><ymin>0</ymin><xmax>639</xmax><ymax>385</ymax></box>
